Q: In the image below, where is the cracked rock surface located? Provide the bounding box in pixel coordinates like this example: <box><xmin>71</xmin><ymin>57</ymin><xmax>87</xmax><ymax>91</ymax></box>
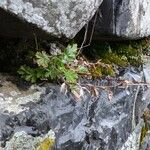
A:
<box><xmin>0</xmin><ymin>67</ymin><xmax>149</xmax><ymax>150</ymax></box>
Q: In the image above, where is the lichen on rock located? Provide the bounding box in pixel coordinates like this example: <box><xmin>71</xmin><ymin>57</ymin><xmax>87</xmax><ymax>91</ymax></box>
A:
<box><xmin>3</xmin><ymin>130</ymin><xmax>55</xmax><ymax>150</ymax></box>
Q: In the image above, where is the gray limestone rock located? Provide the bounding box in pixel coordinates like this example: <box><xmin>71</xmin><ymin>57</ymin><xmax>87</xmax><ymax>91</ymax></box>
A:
<box><xmin>93</xmin><ymin>0</ymin><xmax>150</xmax><ymax>40</ymax></box>
<box><xmin>0</xmin><ymin>0</ymin><xmax>103</xmax><ymax>39</ymax></box>
<box><xmin>0</xmin><ymin>67</ymin><xmax>149</xmax><ymax>150</ymax></box>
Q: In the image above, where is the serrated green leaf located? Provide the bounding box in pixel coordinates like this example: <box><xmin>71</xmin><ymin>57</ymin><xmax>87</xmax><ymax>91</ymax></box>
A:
<box><xmin>18</xmin><ymin>44</ymin><xmax>79</xmax><ymax>85</ymax></box>
<box><xmin>62</xmin><ymin>44</ymin><xmax>77</xmax><ymax>63</ymax></box>
<box><xmin>18</xmin><ymin>65</ymin><xmax>38</xmax><ymax>83</ymax></box>
<box><xmin>66</xmin><ymin>44</ymin><xmax>77</xmax><ymax>57</ymax></box>
<box><xmin>36</xmin><ymin>68</ymin><xmax>45</xmax><ymax>78</ymax></box>
<box><xmin>64</xmin><ymin>70</ymin><xmax>78</xmax><ymax>83</ymax></box>
<box><xmin>36</xmin><ymin>51</ymin><xmax>50</xmax><ymax>68</ymax></box>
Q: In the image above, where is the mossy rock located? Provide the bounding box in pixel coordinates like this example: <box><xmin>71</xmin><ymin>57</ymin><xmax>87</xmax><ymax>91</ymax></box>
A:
<box><xmin>83</xmin><ymin>39</ymin><xmax>150</xmax><ymax>67</ymax></box>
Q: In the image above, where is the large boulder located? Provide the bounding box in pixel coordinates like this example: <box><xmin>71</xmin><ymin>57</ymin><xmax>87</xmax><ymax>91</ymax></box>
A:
<box><xmin>93</xmin><ymin>0</ymin><xmax>150</xmax><ymax>40</ymax></box>
<box><xmin>0</xmin><ymin>65</ymin><xmax>149</xmax><ymax>149</ymax></box>
<box><xmin>0</xmin><ymin>0</ymin><xmax>103</xmax><ymax>39</ymax></box>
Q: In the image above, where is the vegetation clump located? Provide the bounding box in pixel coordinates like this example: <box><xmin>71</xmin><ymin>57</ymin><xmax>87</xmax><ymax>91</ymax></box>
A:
<box><xmin>18</xmin><ymin>39</ymin><xmax>150</xmax><ymax>86</ymax></box>
<box><xmin>0</xmin><ymin>38</ymin><xmax>149</xmax><ymax>98</ymax></box>
<box><xmin>19</xmin><ymin>44</ymin><xmax>80</xmax><ymax>83</ymax></box>
<box><xmin>1</xmin><ymin>37</ymin><xmax>149</xmax><ymax>89</ymax></box>
<box><xmin>83</xmin><ymin>40</ymin><xmax>146</xmax><ymax>67</ymax></box>
<box><xmin>18</xmin><ymin>44</ymin><xmax>115</xmax><ymax>85</ymax></box>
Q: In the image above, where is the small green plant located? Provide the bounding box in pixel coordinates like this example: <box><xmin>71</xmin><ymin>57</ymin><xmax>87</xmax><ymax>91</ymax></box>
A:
<box><xmin>18</xmin><ymin>44</ymin><xmax>115</xmax><ymax>89</ymax></box>
<box><xmin>18</xmin><ymin>39</ymin><xmax>148</xmax><ymax>86</ymax></box>
<box><xmin>18</xmin><ymin>44</ymin><xmax>85</xmax><ymax>84</ymax></box>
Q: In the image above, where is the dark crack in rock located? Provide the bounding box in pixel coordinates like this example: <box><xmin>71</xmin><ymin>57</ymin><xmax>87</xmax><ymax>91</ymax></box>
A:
<box><xmin>93</xmin><ymin>0</ymin><xmax>150</xmax><ymax>40</ymax></box>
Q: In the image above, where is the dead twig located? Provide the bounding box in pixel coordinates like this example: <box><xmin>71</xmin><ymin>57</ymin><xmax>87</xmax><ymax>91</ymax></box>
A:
<box><xmin>77</xmin><ymin>9</ymin><xmax>98</xmax><ymax>55</ymax></box>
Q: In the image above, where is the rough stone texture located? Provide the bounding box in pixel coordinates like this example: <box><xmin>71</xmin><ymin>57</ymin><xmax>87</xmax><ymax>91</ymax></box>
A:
<box><xmin>0</xmin><ymin>66</ymin><xmax>149</xmax><ymax>150</ymax></box>
<box><xmin>3</xmin><ymin>130</ymin><xmax>55</xmax><ymax>150</ymax></box>
<box><xmin>0</xmin><ymin>74</ymin><xmax>43</xmax><ymax>113</ymax></box>
<box><xmin>93</xmin><ymin>0</ymin><xmax>150</xmax><ymax>40</ymax></box>
<box><xmin>120</xmin><ymin>121</ymin><xmax>143</xmax><ymax>150</ymax></box>
<box><xmin>0</xmin><ymin>0</ymin><xmax>103</xmax><ymax>39</ymax></box>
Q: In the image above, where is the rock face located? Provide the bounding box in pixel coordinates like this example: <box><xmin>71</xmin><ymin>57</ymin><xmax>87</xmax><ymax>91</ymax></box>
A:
<box><xmin>0</xmin><ymin>0</ymin><xmax>103</xmax><ymax>39</ymax></box>
<box><xmin>0</xmin><ymin>66</ymin><xmax>149</xmax><ymax>150</ymax></box>
<box><xmin>94</xmin><ymin>0</ymin><xmax>150</xmax><ymax>40</ymax></box>
<box><xmin>0</xmin><ymin>0</ymin><xmax>150</xmax><ymax>40</ymax></box>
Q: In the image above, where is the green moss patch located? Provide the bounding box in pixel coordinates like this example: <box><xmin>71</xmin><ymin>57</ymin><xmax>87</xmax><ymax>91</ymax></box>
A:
<box><xmin>83</xmin><ymin>39</ymin><xmax>150</xmax><ymax>67</ymax></box>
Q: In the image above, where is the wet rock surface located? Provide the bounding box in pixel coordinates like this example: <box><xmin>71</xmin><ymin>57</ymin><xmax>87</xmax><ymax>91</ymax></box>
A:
<box><xmin>94</xmin><ymin>0</ymin><xmax>150</xmax><ymax>40</ymax></box>
<box><xmin>0</xmin><ymin>0</ymin><xmax>103</xmax><ymax>39</ymax></box>
<box><xmin>0</xmin><ymin>66</ymin><xmax>149</xmax><ymax>150</ymax></box>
